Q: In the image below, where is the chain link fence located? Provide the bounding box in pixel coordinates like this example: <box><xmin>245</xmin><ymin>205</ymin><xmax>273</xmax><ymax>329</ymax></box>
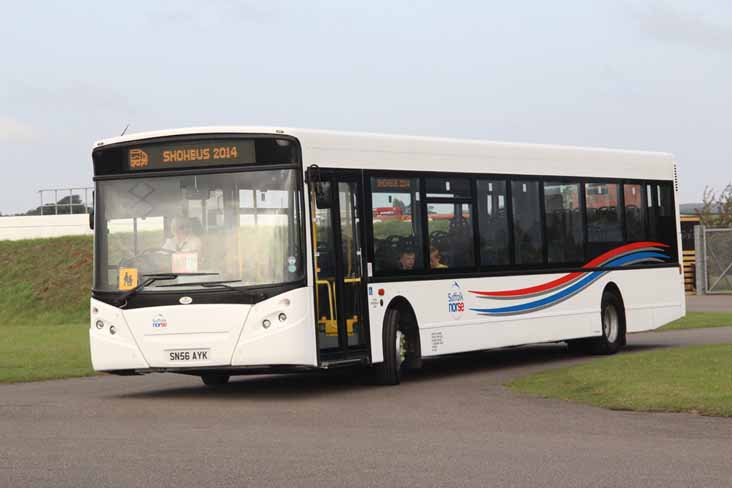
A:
<box><xmin>695</xmin><ymin>226</ymin><xmax>732</xmax><ymax>294</ymax></box>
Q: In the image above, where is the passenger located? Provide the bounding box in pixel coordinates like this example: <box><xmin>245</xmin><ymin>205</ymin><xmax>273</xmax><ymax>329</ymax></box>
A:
<box><xmin>163</xmin><ymin>217</ymin><xmax>203</xmax><ymax>253</ymax></box>
<box><xmin>430</xmin><ymin>246</ymin><xmax>447</xmax><ymax>269</ymax></box>
<box><xmin>398</xmin><ymin>249</ymin><xmax>416</xmax><ymax>270</ymax></box>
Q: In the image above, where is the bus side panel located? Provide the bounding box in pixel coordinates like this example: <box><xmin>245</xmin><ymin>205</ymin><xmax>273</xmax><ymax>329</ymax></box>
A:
<box><xmin>619</xmin><ymin>267</ymin><xmax>685</xmax><ymax>332</ymax></box>
<box><xmin>368</xmin><ymin>267</ymin><xmax>684</xmax><ymax>360</ymax></box>
<box><xmin>371</xmin><ymin>272</ymin><xmax>597</xmax><ymax>359</ymax></box>
<box><xmin>367</xmin><ymin>292</ymin><xmax>386</xmax><ymax>364</ymax></box>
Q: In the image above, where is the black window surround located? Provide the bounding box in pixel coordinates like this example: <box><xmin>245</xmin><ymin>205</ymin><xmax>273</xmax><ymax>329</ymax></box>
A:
<box><xmin>364</xmin><ymin>169</ymin><xmax>679</xmax><ymax>282</ymax></box>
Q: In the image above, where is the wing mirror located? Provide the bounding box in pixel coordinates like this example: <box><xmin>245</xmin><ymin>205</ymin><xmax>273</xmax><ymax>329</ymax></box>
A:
<box><xmin>307</xmin><ymin>165</ymin><xmax>332</xmax><ymax>209</ymax></box>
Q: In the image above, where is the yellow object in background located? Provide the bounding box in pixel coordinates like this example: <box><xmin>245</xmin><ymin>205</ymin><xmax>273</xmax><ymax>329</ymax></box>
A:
<box><xmin>118</xmin><ymin>268</ymin><xmax>139</xmax><ymax>290</ymax></box>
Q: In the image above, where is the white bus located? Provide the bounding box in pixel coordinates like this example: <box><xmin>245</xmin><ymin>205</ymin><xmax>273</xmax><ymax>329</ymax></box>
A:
<box><xmin>89</xmin><ymin>127</ymin><xmax>684</xmax><ymax>385</ymax></box>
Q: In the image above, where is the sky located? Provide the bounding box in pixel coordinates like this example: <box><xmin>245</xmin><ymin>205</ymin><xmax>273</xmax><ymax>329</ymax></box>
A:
<box><xmin>1</xmin><ymin>0</ymin><xmax>731</xmax><ymax>214</ymax></box>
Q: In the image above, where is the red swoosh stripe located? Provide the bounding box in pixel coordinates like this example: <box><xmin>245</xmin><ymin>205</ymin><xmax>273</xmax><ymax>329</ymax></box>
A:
<box><xmin>469</xmin><ymin>242</ymin><xmax>669</xmax><ymax>298</ymax></box>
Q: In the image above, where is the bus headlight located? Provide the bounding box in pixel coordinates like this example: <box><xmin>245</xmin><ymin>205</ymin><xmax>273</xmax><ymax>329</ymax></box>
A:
<box><xmin>262</xmin><ymin>319</ymin><xmax>271</xmax><ymax>329</ymax></box>
<box><xmin>278</xmin><ymin>313</ymin><xmax>287</xmax><ymax>323</ymax></box>
<box><xmin>109</xmin><ymin>325</ymin><xmax>117</xmax><ymax>335</ymax></box>
<box><xmin>95</xmin><ymin>320</ymin><xmax>105</xmax><ymax>330</ymax></box>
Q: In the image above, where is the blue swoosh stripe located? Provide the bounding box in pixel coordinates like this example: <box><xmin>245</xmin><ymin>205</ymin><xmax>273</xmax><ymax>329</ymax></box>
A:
<box><xmin>469</xmin><ymin>251</ymin><xmax>668</xmax><ymax>315</ymax></box>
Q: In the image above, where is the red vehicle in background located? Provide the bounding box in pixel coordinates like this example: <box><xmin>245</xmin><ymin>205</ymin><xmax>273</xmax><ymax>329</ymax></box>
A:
<box><xmin>373</xmin><ymin>206</ymin><xmax>403</xmax><ymax>221</ymax></box>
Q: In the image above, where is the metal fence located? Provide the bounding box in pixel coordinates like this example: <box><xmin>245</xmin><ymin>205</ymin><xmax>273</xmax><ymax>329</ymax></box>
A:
<box><xmin>695</xmin><ymin>226</ymin><xmax>732</xmax><ymax>294</ymax></box>
<box><xmin>38</xmin><ymin>187</ymin><xmax>93</xmax><ymax>215</ymax></box>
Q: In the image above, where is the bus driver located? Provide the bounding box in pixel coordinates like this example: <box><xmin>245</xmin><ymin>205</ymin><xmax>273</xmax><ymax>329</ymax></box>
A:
<box><xmin>163</xmin><ymin>217</ymin><xmax>203</xmax><ymax>253</ymax></box>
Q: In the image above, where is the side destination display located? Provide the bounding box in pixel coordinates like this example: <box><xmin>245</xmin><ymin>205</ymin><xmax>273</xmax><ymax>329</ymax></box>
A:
<box><xmin>127</xmin><ymin>140</ymin><xmax>256</xmax><ymax>171</ymax></box>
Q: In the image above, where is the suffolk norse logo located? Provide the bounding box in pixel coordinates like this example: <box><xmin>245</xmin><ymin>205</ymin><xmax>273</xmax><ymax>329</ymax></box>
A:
<box><xmin>129</xmin><ymin>149</ymin><xmax>149</xmax><ymax>169</ymax></box>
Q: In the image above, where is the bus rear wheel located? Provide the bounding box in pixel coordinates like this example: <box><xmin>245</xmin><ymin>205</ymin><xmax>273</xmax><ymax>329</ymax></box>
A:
<box><xmin>201</xmin><ymin>374</ymin><xmax>230</xmax><ymax>387</ymax></box>
<box><xmin>374</xmin><ymin>308</ymin><xmax>406</xmax><ymax>385</ymax></box>
<box><xmin>591</xmin><ymin>291</ymin><xmax>625</xmax><ymax>355</ymax></box>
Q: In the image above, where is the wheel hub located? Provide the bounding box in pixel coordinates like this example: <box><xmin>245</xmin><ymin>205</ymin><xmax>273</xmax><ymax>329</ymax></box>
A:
<box><xmin>395</xmin><ymin>330</ymin><xmax>406</xmax><ymax>367</ymax></box>
<box><xmin>603</xmin><ymin>304</ymin><xmax>619</xmax><ymax>343</ymax></box>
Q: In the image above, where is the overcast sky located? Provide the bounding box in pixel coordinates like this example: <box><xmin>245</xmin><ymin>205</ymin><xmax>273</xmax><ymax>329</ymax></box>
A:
<box><xmin>1</xmin><ymin>0</ymin><xmax>730</xmax><ymax>213</ymax></box>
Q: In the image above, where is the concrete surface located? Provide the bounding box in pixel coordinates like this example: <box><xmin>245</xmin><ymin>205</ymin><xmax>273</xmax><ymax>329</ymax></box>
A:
<box><xmin>686</xmin><ymin>294</ymin><xmax>732</xmax><ymax>313</ymax></box>
<box><xmin>0</xmin><ymin>214</ymin><xmax>92</xmax><ymax>240</ymax></box>
<box><xmin>2</xmin><ymin>327</ymin><xmax>732</xmax><ymax>488</ymax></box>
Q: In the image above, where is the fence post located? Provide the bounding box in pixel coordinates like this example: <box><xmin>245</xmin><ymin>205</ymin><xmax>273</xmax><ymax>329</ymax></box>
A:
<box><xmin>695</xmin><ymin>225</ymin><xmax>705</xmax><ymax>295</ymax></box>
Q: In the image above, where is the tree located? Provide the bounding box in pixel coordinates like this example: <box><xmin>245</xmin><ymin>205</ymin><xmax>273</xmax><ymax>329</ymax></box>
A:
<box><xmin>392</xmin><ymin>197</ymin><xmax>407</xmax><ymax>215</ymax></box>
<box><xmin>23</xmin><ymin>195</ymin><xmax>90</xmax><ymax>216</ymax></box>
<box><xmin>697</xmin><ymin>183</ymin><xmax>732</xmax><ymax>228</ymax></box>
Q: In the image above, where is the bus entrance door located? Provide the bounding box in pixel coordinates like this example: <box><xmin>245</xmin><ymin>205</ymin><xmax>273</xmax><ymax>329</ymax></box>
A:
<box><xmin>310</xmin><ymin>172</ymin><xmax>369</xmax><ymax>363</ymax></box>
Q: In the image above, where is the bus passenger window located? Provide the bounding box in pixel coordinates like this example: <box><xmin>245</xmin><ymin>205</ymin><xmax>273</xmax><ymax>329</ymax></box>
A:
<box><xmin>647</xmin><ymin>183</ymin><xmax>677</xmax><ymax>258</ymax></box>
<box><xmin>511</xmin><ymin>180</ymin><xmax>543</xmax><ymax>265</ymax></box>
<box><xmin>370</xmin><ymin>177</ymin><xmax>423</xmax><ymax>273</ymax></box>
<box><xmin>427</xmin><ymin>203</ymin><xmax>474</xmax><ymax>268</ymax></box>
<box><xmin>544</xmin><ymin>182</ymin><xmax>583</xmax><ymax>264</ymax></box>
<box><xmin>585</xmin><ymin>182</ymin><xmax>623</xmax><ymax>258</ymax></box>
<box><xmin>477</xmin><ymin>180</ymin><xmax>510</xmax><ymax>266</ymax></box>
<box><xmin>624</xmin><ymin>184</ymin><xmax>646</xmax><ymax>242</ymax></box>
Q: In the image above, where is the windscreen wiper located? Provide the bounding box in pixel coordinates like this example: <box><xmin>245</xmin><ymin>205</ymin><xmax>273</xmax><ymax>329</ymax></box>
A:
<box><xmin>116</xmin><ymin>272</ymin><xmax>219</xmax><ymax>306</ymax></box>
<box><xmin>154</xmin><ymin>280</ymin><xmax>243</xmax><ymax>290</ymax></box>
<box><xmin>154</xmin><ymin>280</ymin><xmax>265</xmax><ymax>301</ymax></box>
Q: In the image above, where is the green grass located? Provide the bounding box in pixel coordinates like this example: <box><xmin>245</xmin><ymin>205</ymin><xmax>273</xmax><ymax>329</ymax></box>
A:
<box><xmin>0</xmin><ymin>323</ymin><xmax>93</xmax><ymax>383</ymax></box>
<box><xmin>658</xmin><ymin>312</ymin><xmax>732</xmax><ymax>331</ymax></box>
<box><xmin>0</xmin><ymin>235</ymin><xmax>92</xmax><ymax>326</ymax></box>
<box><xmin>508</xmin><ymin>345</ymin><xmax>732</xmax><ymax>417</ymax></box>
<box><xmin>0</xmin><ymin>236</ymin><xmax>93</xmax><ymax>382</ymax></box>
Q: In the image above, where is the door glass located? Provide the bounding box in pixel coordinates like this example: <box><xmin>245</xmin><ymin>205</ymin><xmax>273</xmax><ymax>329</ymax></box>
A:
<box><xmin>313</xmin><ymin>182</ymin><xmax>339</xmax><ymax>350</ymax></box>
<box><xmin>338</xmin><ymin>182</ymin><xmax>366</xmax><ymax>348</ymax></box>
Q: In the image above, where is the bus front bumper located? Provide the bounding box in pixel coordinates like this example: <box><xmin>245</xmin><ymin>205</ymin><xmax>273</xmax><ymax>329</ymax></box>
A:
<box><xmin>89</xmin><ymin>287</ymin><xmax>317</xmax><ymax>373</ymax></box>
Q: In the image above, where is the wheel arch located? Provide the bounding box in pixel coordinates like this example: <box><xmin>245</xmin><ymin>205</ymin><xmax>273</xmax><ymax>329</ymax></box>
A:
<box><xmin>603</xmin><ymin>281</ymin><xmax>624</xmax><ymax>305</ymax></box>
<box><xmin>385</xmin><ymin>295</ymin><xmax>422</xmax><ymax>363</ymax></box>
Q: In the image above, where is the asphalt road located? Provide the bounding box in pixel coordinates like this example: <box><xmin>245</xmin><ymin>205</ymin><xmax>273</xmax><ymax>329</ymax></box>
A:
<box><xmin>2</xmin><ymin>327</ymin><xmax>732</xmax><ymax>488</ymax></box>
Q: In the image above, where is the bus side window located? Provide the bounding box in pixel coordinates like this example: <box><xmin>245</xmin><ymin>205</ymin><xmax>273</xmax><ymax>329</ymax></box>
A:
<box><xmin>648</xmin><ymin>182</ymin><xmax>677</xmax><ymax>259</ymax></box>
<box><xmin>624</xmin><ymin>183</ymin><xmax>646</xmax><ymax>242</ymax></box>
<box><xmin>426</xmin><ymin>202</ymin><xmax>475</xmax><ymax>269</ymax></box>
<box><xmin>543</xmin><ymin>181</ymin><xmax>583</xmax><ymax>264</ymax></box>
<box><xmin>585</xmin><ymin>182</ymin><xmax>622</xmax><ymax>259</ymax></box>
<box><xmin>424</xmin><ymin>177</ymin><xmax>475</xmax><ymax>269</ymax></box>
<box><xmin>477</xmin><ymin>180</ymin><xmax>510</xmax><ymax>266</ymax></box>
<box><xmin>370</xmin><ymin>176</ymin><xmax>423</xmax><ymax>273</ymax></box>
<box><xmin>511</xmin><ymin>180</ymin><xmax>543</xmax><ymax>265</ymax></box>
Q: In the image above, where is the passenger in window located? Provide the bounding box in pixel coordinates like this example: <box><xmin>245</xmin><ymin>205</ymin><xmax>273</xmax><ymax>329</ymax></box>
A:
<box><xmin>398</xmin><ymin>249</ymin><xmax>416</xmax><ymax>270</ymax></box>
<box><xmin>430</xmin><ymin>246</ymin><xmax>447</xmax><ymax>269</ymax></box>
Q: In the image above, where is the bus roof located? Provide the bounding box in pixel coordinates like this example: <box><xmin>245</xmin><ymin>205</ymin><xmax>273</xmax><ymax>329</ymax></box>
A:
<box><xmin>94</xmin><ymin>126</ymin><xmax>676</xmax><ymax>181</ymax></box>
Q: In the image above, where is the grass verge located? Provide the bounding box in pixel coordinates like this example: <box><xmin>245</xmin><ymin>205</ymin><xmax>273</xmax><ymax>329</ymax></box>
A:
<box><xmin>508</xmin><ymin>344</ymin><xmax>732</xmax><ymax>417</ymax></box>
<box><xmin>0</xmin><ymin>323</ymin><xmax>93</xmax><ymax>383</ymax></box>
<box><xmin>0</xmin><ymin>236</ymin><xmax>93</xmax><ymax>383</ymax></box>
<box><xmin>0</xmin><ymin>235</ymin><xmax>92</xmax><ymax>326</ymax></box>
<box><xmin>658</xmin><ymin>312</ymin><xmax>732</xmax><ymax>331</ymax></box>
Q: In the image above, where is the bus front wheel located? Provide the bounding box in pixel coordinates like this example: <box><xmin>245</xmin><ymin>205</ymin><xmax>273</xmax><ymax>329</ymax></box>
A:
<box><xmin>201</xmin><ymin>374</ymin><xmax>230</xmax><ymax>387</ymax></box>
<box><xmin>374</xmin><ymin>308</ymin><xmax>406</xmax><ymax>385</ymax></box>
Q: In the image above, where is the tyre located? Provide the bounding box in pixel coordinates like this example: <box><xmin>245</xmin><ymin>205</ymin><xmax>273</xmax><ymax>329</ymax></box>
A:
<box><xmin>374</xmin><ymin>307</ymin><xmax>406</xmax><ymax>385</ymax></box>
<box><xmin>590</xmin><ymin>291</ymin><xmax>625</xmax><ymax>355</ymax></box>
<box><xmin>201</xmin><ymin>374</ymin><xmax>230</xmax><ymax>387</ymax></box>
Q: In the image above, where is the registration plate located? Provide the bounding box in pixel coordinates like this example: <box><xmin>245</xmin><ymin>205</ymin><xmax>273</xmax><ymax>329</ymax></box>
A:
<box><xmin>168</xmin><ymin>349</ymin><xmax>210</xmax><ymax>362</ymax></box>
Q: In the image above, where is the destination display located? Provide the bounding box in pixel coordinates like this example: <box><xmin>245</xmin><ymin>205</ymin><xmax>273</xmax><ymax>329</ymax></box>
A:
<box><xmin>373</xmin><ymin>178</ymin><xmax>412</xmax><ymax>190</ymax></box>
<box><xmin>127</xmin><ymin>140</ymin><xmax>256</xmax><ymax>171</ymax></box>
